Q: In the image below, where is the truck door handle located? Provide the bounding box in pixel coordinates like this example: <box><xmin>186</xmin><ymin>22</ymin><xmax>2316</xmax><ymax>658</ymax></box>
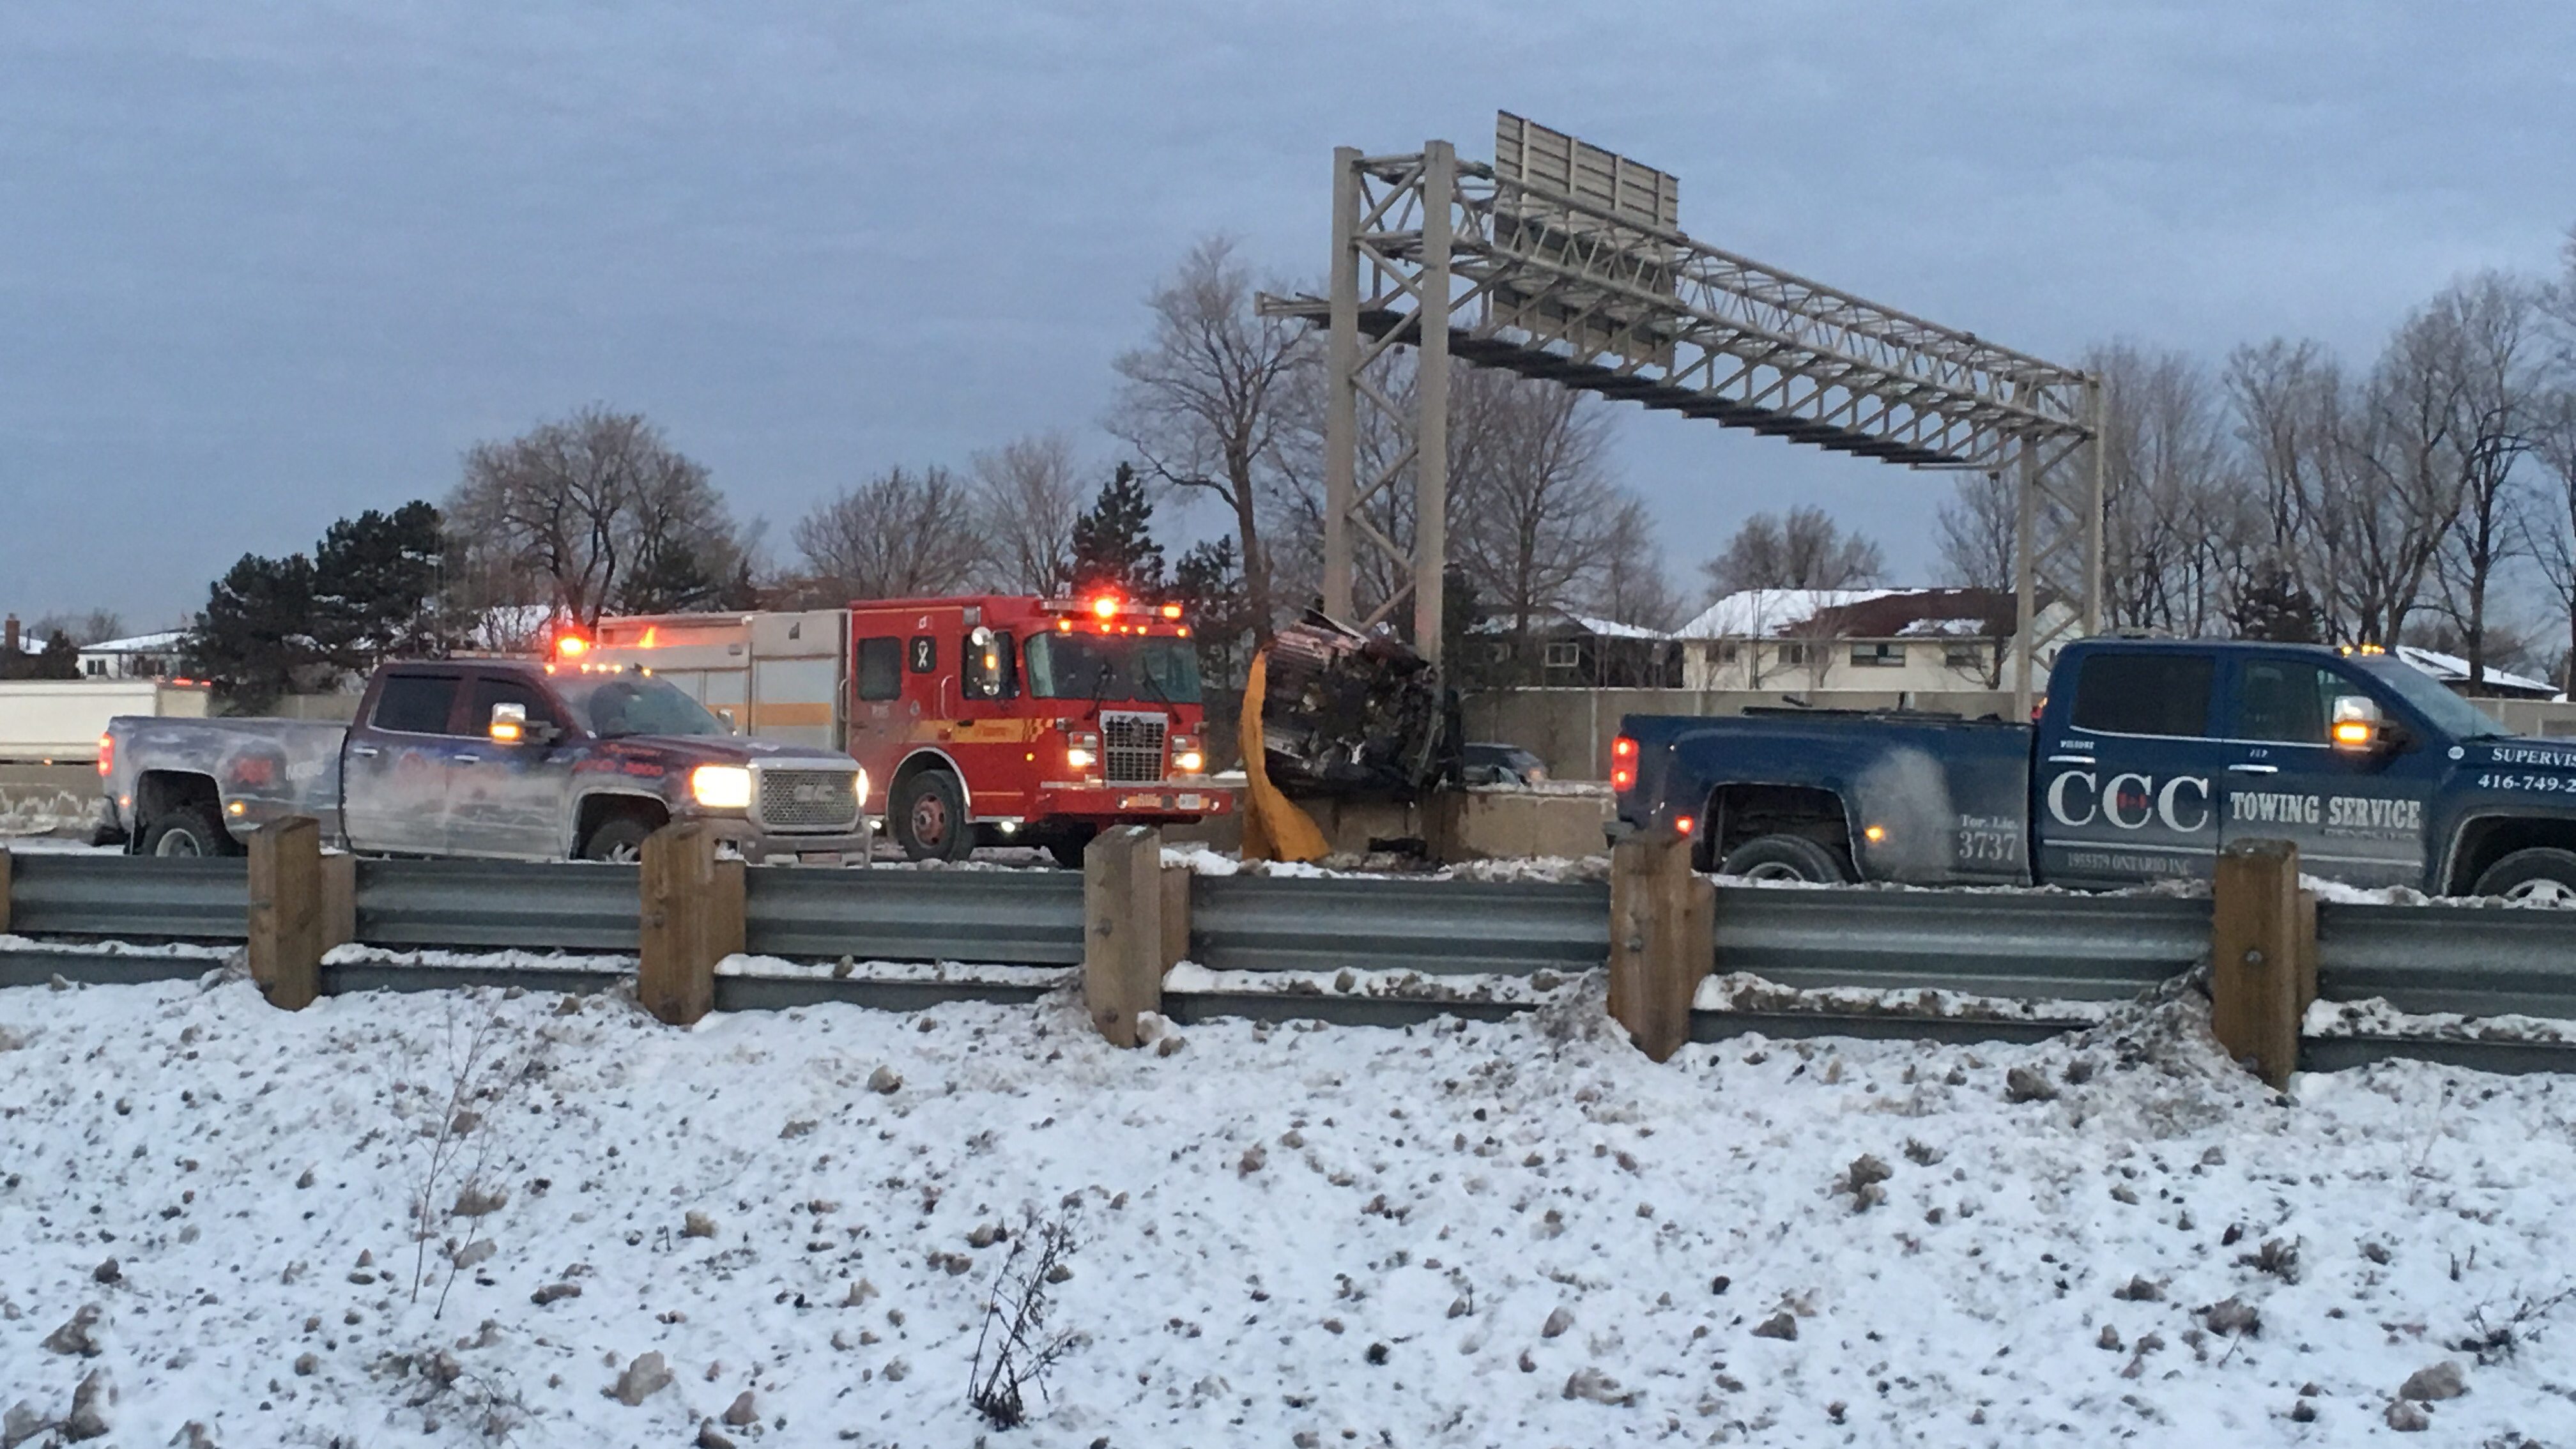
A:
<box><xmin>348</xmin><ymin>745</ymin><xmax>379</xmax><ymax>759</ymax></box>
<box><xmin>2226</xmin><ymin>763</ymin><xmax>2279</xmax><ymax>776</ymax></box>
<box><xmin>451</xmin><ymin>753</ymin><xmax>482</xmax><ymax>764</ymax></box>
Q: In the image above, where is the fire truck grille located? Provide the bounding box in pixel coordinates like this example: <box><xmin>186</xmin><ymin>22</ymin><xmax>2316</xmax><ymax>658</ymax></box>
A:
<box><xmin>753</xmin><ymin>767</ymin><xmax>861</xmax><ymax>832</ymax></box>
<box><xmin>1101</xmin><ymin>714</ymin><xmax>1167</xmax><ymax>785</ymax></box>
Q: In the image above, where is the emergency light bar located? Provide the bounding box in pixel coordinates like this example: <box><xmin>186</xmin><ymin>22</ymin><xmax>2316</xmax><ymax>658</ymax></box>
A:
<box><xmin>1040</xmin><ymin>595</ymin><xmax>1188</xmax><ymax>623</ymax></box>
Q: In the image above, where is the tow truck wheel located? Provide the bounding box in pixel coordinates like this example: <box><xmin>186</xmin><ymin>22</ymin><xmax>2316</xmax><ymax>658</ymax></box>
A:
<box><xmin>894</xmin><ymin>771</ymin><xmax>973</xmax><ymax>862</ymax></box>
<box><xmin>142</xmin><ymin>804</ymin><xmax>237</xmax><ymax>858</ymax></box>
<box><xmin>1716</xmin><ymin>832</ymin><xmax>1847</xmax><ymax>884</ymax></box>
<box><xmin>581</xmin><ymin>815</ymin><xmax>656</xmax><ymax>864</ymax></box>
<box><xmin>2471</xmin><ymin>847</ymin><xmax>2576</xmax><ymax>905</ymax></box>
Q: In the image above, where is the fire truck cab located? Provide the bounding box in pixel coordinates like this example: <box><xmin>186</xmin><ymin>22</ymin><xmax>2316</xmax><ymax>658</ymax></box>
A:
<box><xmin>847</xmin><ymin>594</ymin><xmax>1230</xmax><ymax>863</ymax></box>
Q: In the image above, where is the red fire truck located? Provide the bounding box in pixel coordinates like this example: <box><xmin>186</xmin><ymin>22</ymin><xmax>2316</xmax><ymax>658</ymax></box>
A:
<box><xmin>585</xmin><ymin>594</ymin><xmax>1232</xmax><ymax>864</ymax></box>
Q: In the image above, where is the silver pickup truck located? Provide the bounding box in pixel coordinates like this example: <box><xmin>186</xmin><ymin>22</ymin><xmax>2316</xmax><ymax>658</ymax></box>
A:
<box><xmin>101</xmin><ymin>658</ymin><xmax>873</xmax><ymax>864</ymax></box>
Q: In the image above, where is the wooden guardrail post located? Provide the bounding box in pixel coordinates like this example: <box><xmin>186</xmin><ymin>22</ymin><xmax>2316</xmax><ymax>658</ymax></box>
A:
<box><xmin>1084</xmin><ymin>825</ymin><xmax>1164</xmax><ymax>1047</ymax></box>
<box><xmin>320</xmin><ymin>851</ymin><xmax>357</xmax><ymax>953</ymax></box>
<box><xmin>2211</xmin><ymin>838</ymin><xmax>2313</xmax><ymax>1088</ymax></box>
<box><xmin>638</xmin><ymin>821</ymin><xmax>741</xmax><ymax>1027</ymax></box>
<box><xmin>247</xmin><ymin>816</ymin><xmax>323</xmax><ymax>1011</ymax></box>
<box><xmin>1609</xmin><ymin>829</ymin><xmax>1713</xmax><ymax>1062</ymax></box>
<box><xmin>1160</xmin><ymin>862</ymin><xmax>1192</xmax><ymax>973</ymax></box>
<box><xmin>0</xmin><ymin>845</ymin><xmax>13</xmax><ymax>935</ymax></box>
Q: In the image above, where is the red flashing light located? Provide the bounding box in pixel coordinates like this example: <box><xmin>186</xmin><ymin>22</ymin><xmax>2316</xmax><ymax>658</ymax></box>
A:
<box><xmin>1674</xmin><ymin>813</ymin><xmax>1696</xmax><ymax>836</ymax></box>
<box><xmin>556</xmin><ymin>634</ymin><xmax>590</xmax><ymax>659</ymax></box>
<box><xmin>97</xmin><ymin>733</ymin><xmax>113</xmax><ymax>778</ymax></box>
<box><xmin>1090</xmin><ymin>596</ymin><xmax>1120</xmax><ymax>620</ymax></box>
<box><xmin>1613</xmin><ymin>736</ymin><xmax>1637</xmax><ymax>760</ymax></box>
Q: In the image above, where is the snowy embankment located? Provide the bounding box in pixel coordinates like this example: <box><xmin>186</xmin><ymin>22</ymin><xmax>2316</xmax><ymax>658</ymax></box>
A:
<box><xmin>4</xmin><ymin>972</ymin><xmax>2575</xmax><ymax>1446</ymax></box>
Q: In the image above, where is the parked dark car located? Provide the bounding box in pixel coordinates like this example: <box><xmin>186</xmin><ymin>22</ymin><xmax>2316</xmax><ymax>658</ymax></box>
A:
<box><xmin>1461</xmin><ymin>742</ymin><xmax>1549</xmax><ymax>787</ymax></box>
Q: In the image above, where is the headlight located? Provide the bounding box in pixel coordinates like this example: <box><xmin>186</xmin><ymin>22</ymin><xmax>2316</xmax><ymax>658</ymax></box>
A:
<box><xmin>690</xmin><ymin>765</ymin><xmax>752</xmax><ymax>809</ymax></box>
<box><xmin>1174</xmin><ymin>749</ymin><xmax>1205</xmax><ymax>774</ymax></box>
<box><xmin>1066</xmin><ymin>747</ymin><xmax>1098</xmax><ymax>771</ymax></box>
<box><xmin>854</xmin><ymin>767</ymin><xmax>870</xmax><ymax>809</ymax></box>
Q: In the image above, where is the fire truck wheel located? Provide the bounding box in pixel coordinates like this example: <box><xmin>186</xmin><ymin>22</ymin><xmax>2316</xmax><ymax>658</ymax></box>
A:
<box><xmin>894</xmin><ymin>770</ymin><xmax>973</xmax><ymax>862</ymax></box>
<box><xmin>1045</xmin><ymin>827</ymin><xmax>1098</xmax><ymax>870</ymax></box>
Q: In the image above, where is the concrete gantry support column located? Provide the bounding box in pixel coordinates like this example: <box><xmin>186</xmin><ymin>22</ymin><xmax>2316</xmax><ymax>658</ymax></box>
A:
<box><xmin>638</xmin><ymin>820</ymin><xmax>743</xmax><ymax>1028</ymax></box>
<box><xmin>2210</xmin><ymin>838</ymin><xmax>2314</xmax><ymax>1089</ymax></box>
<box><xmin>247</xmin><ymin>816</ymin><xmax>324</xmax><ymax>1011</ymax></box>
<box><xmin>1608</xmin><ymin>829</ymin><xmax>1713</xmax><ymax>1062</ymax></box>
<box><xmin>1083</xmin><ymin>825</ymin><xmax>1166</xmax><ymax>1047</ymax></box>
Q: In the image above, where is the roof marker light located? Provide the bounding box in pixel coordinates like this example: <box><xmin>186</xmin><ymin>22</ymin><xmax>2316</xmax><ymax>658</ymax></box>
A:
<box><xmin>1091</xmin><ymin>596</ymin><xmax>1120</xmax><ymax>620</ymax></box>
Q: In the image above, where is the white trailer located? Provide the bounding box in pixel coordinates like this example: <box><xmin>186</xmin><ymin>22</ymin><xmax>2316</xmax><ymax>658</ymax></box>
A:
<box><xmin>585</xmin><ymin>610</ymin><xmax>850</xmax><ymax>751</ymax></box>
<box><xmin>0</xmin><ymin>678</ymin><xmax>211</xmax><ymax>763</ymax></box>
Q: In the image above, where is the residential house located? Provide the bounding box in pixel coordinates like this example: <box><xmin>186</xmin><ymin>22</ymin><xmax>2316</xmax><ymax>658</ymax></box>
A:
<box><xmin>1469</xmin><ymin>610</ymin><xmax>1683</xmax><ymax>687</ymax></box>
<box><xmin>75</xmin><ymin>630</ymin><xmax>188</xmax><ymax>679</ymax></box>
<box><xmin>1675</xmin><ymin>588</ymin><xmax>2070</xmax><ymax>694</ymax></box>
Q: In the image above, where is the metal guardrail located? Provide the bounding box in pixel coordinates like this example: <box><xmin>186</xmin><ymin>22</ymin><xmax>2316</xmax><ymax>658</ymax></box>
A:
<box><xmin>10</xmin><ymin>850</ymin><xmax>2576</xmax><ymax>1075</ymax></box>
<box><xmin>1191</xmin><ymin>875</ymin><xmax>1606</xmax><ymax>976</ymax></box>
<box><xmin>1714</xmin><ymin>888</ymin><xmax>2210</xmax><ymax>1001</ymax></box>
<box><xmin>745</xmin><ymin>870</ymin><xmax>1083</xmax><ymax>965</ymax></box>
<box><xmin>5</xmin><ymin>855</ymin><xmax>248</xmax><ymax>940</ymax></box>
<box><xmin>2316</xmin><ymin>901</ymin><xmax>2576</xmax><ymax>1021</ymax></box>
<box><xmin>356</xmin><ymin>859</ymin><xmax>640</xmax><ymax>951</ymax></box>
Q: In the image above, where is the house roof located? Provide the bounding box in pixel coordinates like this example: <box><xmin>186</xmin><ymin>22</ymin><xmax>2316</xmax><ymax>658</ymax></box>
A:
<box><xmin>1674</xmin><ymin>589</ymin><xmax>1894</xmax><ymax>639</ymax></box>
<box><xmin>1678</xmin><ymin>588</ymin><xmax>2022</xmax><ymax>640</ymax></box>
<box><xmin>79</xmin><ymin>630</ymin><xmax>188</xmax><ymax>654</ymax></box>
<box><xmin>2393</xmin><ymin>645</ymin><xmax>2559</xmax><ymax>699</ymax></box>
<box><xmin>1468</xmin><ymin>609</ymin><xmax>1675</xmax><ymax>641</ymax></box>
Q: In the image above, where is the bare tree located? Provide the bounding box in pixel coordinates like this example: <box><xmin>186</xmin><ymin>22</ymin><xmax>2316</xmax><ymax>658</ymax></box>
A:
<box><xmin>2340</xmin><ymin>302</ymin><xmax>2476</xmax><ymax>647</ymax></box>
<box><xmin>1700</xmin><ymin>506</ymin><xmax>1884</xmax><ymax>599</ymax></box>
<box><xmin>445</xmin><ymin>407</ymin><xmax>738</xmax><ymax>625</ymax></box>
<box><xmin>1111</xmin><ymin>236</ymin><xmax>1315</xmax><ymax>640</ymax></box>
<box><xmin>2424</xmin><ymin>273</ymin><xmax>2545</xmax><ymax>689</ymax></box>
<box><xmin>1448</xmin><ymin>372</ymin><xmax>1624</xmax><ymax>669</ymax></box>
<box><xmin>2091</xmin><ymin>342</ymin><xmax>2250</xmax><ymax>635</ymax></box>
<box><xmin>973</xmin><ymin>434</ymin><xmax>1086</xmax><ymax>595</ymax></box>
<box><xmin>1935</xmin><ymin>471</ymin><xmax>2018</xmax><ymax>594</ymax></box>
<box><xmin>2529</xmin><ymin>388</ymin><xmax>2576</xmax><ymax>686</ymax></box>
<box><xmin>29</xmin><ymin>609</ymin><xmax>125</xmax><ymax>648</ymax></box>
<box><xmin>792</xmin><ymin>464</ymin><xmax>989</xmax><ymax>600</ymax></box>
<box><xmin>1586</xmin><ymin>494</ymin><xmax>1687</xmax><ymax>631</ymax></box>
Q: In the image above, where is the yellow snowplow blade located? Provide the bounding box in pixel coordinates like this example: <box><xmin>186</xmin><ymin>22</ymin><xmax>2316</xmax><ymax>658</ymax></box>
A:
<box><xmin>1236</xmin><ymin>648</ymin><xmax>1327</xmax><ymax>863</ymax></box>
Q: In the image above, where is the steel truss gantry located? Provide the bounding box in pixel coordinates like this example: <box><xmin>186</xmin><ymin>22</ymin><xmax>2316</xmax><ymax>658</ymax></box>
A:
<box><xmin>1261</xmin><ymin>136</ymin><xmax>2103</xmax><ymax>714</ymax></box>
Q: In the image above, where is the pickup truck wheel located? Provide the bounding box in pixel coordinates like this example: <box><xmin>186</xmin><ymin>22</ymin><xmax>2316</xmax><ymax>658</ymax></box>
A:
<box><xmin>1717</xmin><ymin>832</ymin><xmax>1848</xmax><ymax>884</ymax></box>
<box><xmin>142</xmin><ymin>804</ymin><xmax>238</xmax><ymax>858</ymax></box>
<box><xmin>893</xmin><ymin>772</ymin><xmax>973</xmax><ymax>862</ymax></box>
<box><xmin>581</xmin><ymin>815</ymin><xmax>656</xmax><ymax>864</ymax></box>
<box><xmin>2471</xmin><ymin>847</ymin><xmax>2576</xmax><ymax>905</ymax></box>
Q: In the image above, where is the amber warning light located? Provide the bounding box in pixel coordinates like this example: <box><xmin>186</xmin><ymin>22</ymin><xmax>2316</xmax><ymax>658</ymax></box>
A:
<box><xmin>555</xmin><ymin>633</ymin><xmax>590</xmax><ymax>659</ymax></box>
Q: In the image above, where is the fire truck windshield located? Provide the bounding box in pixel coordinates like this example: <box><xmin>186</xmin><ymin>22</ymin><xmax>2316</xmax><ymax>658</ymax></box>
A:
<box><xmin>554</xmin><ymin>674</ymin><xmax>727</xmax><ymax>739</ymax></box>
<box><xmin>1023</xmin><ymin>633</ymin><xmax>1202</xmax><ymax>705</ymax></box>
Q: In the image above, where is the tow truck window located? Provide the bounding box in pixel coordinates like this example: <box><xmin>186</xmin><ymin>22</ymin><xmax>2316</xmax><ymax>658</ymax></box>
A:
<box><xmin>550</xmin><ymin>674</ymin><xmax>725</xmax><ymax>738</ymax></box>
<box><xmin>2070</xmin><ymin>652</ymin><xmax>2213</xmax><ymax>738</ymax></box>
<box><xmin>2235</xmin><ymin>660</ymin><xmax>2342</xmax><ymax>744</ymax></box>
<box><xmin>962</xmin><ymin>631</ymin><xmax>1016</xmax><ymax>699</ymax></box>
<box><xmin>372</xmin><ymin>675</ymin><xmax>463</xmax><ymax>735</ymax></box>
<box><xmin>856</xmin><ymin>638</ymin><xmax>902</xmax><ymax>702</ymax></box>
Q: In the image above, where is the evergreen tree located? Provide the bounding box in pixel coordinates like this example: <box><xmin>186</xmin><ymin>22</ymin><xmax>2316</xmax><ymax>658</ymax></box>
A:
<box><xmin>185</xmin><ymin>553</ymin><xmax>320</xmax><ymax>711</ymax></box>
<box><xmin>311</xmin><ymin>501</ymin><xmax>449</xmax><ymax>672</ymax></box>
<box><xmin>34</xmin><ymin>631</ymin><xmax>79</xmax><ymax>680</ymax></box>
<box><xmin>1068</xmin><ymin>463</ymin><xmax>1165</xmax><ymax>600</ymax></box>
<box><xmin>2230</xmin><ymin>564</ymin><xmax>2324</xmax><ymax>644</ymax></box>
<box><xmin>1171</xmin><ymin>535</ymin><xmax>1251</xmax><ymax>687</ymax></box>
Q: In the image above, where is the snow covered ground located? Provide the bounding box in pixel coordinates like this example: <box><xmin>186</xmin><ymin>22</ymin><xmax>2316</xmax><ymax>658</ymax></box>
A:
<box><xmin>5</xmin><ymin>969</ymin><xmax>2575</xmax><ymax>1446</ymax></box>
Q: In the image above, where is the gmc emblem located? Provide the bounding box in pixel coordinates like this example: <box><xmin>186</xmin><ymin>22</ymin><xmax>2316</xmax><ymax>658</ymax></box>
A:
<box><xmin>792</xmin><ymin>784</ymin><xmax>826</xmax><ymax>804</ymax></box>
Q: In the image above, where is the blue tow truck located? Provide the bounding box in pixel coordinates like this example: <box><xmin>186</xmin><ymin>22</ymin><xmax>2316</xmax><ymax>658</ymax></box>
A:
<box><xmin>1612</xmin><ymin>637</ymin><xmax>2576</xmax><ymax>901</ymax></box>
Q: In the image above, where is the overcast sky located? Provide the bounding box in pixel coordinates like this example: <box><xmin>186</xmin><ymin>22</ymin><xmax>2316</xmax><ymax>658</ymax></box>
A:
<box><xmin>4</xmin><ymin>1</ymin><xmax>2571</xmax><ymax>630</ymax></box>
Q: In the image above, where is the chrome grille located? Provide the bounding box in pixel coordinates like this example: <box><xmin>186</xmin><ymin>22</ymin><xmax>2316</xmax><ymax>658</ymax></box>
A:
<box><xmin>753</xmin><ymin>767</ymin><xmax>861</xmax><ymax>832</ymax></box>
<box><xmin>1101</xmin><ymin>712</ymin><xmax>1167</xmax><ymax>785</ymax></box>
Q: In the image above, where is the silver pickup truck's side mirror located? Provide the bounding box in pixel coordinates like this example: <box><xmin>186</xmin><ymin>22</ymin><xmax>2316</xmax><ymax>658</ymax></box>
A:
<box><xmin>489</xmin><ymin>702</ymin><xmax>560</xmax><ymax>746</ymax></box>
